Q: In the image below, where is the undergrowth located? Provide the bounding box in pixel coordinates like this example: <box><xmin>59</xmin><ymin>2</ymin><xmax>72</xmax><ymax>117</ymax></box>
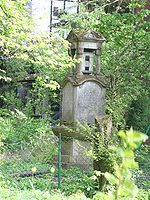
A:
<box><xmin>0</xmin><ymin>115</ymin><xmax>149</xmax><ymax>200</ymax></box>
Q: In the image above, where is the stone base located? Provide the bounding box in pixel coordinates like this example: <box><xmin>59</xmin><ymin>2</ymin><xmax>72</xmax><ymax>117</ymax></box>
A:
<box><xmin>62</xmin><ymin>139</ymin><xmax>92</xmax><ymax>166</ymax></box>
<box><xmin>52</xmin><ymin>126</ymin><xmax>92</xmax><ymax>169</ymax></box>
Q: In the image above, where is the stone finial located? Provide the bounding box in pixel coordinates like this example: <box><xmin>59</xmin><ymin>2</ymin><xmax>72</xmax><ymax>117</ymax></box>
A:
<box><xmin>67</xmin><ymin>29</ymin><xmax>105</xmax><ymax>76</ymax></box>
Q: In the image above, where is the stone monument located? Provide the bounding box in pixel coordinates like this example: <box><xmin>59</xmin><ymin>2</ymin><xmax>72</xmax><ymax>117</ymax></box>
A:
<box><xmin>53</xmin><ymin>29</ymin><xmax>107</xmax><ymax>168</ymax></box>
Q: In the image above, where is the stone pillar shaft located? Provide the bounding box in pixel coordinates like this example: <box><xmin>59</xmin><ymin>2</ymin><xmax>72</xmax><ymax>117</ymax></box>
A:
<box><xmin>95</xmin><ymin>48</ymin><xmax>101</xmax><ymax>74</ymax></box>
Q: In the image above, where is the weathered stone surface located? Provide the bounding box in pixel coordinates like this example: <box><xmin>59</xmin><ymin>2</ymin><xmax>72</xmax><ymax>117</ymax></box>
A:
<box><xmin>52</xmin><ymin>125</ymin><xmax>85</xmax><ymax>139</ymax></box>
<box><xmin>75</xmin><ymin>81</ymin><xmax>106</xmax><ymax>124</ymax></box>
<box><xmin>62</xmin><ymin>74</ymin><xmax>107</xmax><ymax>88</ymax></box>
<box><xmin>67</xmin><ymin>30</ymin><xmax>105</xmax><ymax>45</ymax></box>
<box><xmin>62</xmin><ymin>82</ymin><xmax>74</xmax><ymax>124</ymax></box>
<box><xmin>52</xmin><ymin>126</ymin><xmax>92</xmax><ymax>166</ymax></box>
<box><xmin>61</xmin><ymin>139</ymin><xmax>92</xmax><ymax>165</ymax></box>
<box><xmin>62</xmin><ymin>80</ymin><xmax>106</xmax><ymax>124</ymax></box>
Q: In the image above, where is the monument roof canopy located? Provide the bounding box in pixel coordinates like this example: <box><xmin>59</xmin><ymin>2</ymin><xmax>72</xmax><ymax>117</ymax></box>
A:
<box><xmin>67</xmin><ymin>29</ymin><xmax>105</xmax><ymax>43</ymax></box>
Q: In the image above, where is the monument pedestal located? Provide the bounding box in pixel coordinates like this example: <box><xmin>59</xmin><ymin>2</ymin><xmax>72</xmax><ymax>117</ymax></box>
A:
<box><xmin>52</xmin><ymin>126</ymin><xmax>92</xmax><ymax>169</ymax></box>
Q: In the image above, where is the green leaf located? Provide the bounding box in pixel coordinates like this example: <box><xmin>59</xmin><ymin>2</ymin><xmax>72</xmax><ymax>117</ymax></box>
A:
<box><xmin>124</xmin><ymin>149</ymin><xmax>134</xmax><ymax>158</ymax></box>
<box><xmin>118</xmin><ymin>131</ymin><xmax>126</xmax><ymax>139</ymax></box>
<box><xmin>104</xmin><ymin>172</ymin><xmax>119</xmax><ymax>185</ymax></box>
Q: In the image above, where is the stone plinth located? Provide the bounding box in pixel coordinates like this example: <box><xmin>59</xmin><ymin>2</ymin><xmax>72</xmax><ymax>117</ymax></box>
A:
<box><xmin>62</xmin><ymin>139</ymin><xmax>92</xmax><ymax>165</ymax></box>
<box><xmin>52</xmin><ymin>126</ymin><xmax>92</xmax><ymax>169</ymax></box>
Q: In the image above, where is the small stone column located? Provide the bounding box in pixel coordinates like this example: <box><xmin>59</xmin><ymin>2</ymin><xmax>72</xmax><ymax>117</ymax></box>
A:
<box><xmin>95</xmin><ymin>48</ymin><xmax>101</xmax><ymax>75</ymax></box>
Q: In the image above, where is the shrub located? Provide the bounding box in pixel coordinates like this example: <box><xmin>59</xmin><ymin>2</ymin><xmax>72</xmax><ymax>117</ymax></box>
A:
<box><xmin>136</xmin><ymin>190</ymin><xmax>150</xmax><ymax>200</ymax></box>
<box><xmin>93</xmin><ymin>129</ymin><xmax>148</xmax><ymax>200</ymax></box>
<box><xmin>0</xmin><ymin>113</ymin><xmax>57</xmax><ymax>161</ymax></box>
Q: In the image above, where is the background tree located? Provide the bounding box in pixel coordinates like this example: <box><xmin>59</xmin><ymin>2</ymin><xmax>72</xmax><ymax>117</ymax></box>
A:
<box><xmin>0</xmin><ymin>0</ymin><xmax>76</xmax><ymax>118</ymax></box>
<box><xmin>61</xmin><ymin>0</ymin><xmax>150</xmax><ymax>131</ymax></box>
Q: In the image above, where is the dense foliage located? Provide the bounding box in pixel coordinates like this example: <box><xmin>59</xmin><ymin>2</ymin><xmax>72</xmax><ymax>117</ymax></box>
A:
<box><xmin>0</xmin><ymin>114</ymin><xmax>57</xmax><ymax>161</ymax></box>
<box><xmin>61</xmin><ymin>0</ymin><xmax>150</xmax><ymax>130</ymax></box>
<box><xmin>0</xmin><ymin>0</ymin><xmax>76</xmax><ymax>118</ymax></box>
<box><xmin>0</xmin><ymin>130</ymin><xmax>149</xmax><ymax>199</ymax></box>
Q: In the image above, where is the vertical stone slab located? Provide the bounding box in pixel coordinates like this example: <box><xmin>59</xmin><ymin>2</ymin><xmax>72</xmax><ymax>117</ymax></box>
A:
<box><xmin>62</xmin><ymin>82</ymin><xmax>74</xmax><ymax>123</ymax></box>
<box><xmin>75</xmin><ymin>81</ymin><xmax>106</xmax><ymax>124</ymax></box>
